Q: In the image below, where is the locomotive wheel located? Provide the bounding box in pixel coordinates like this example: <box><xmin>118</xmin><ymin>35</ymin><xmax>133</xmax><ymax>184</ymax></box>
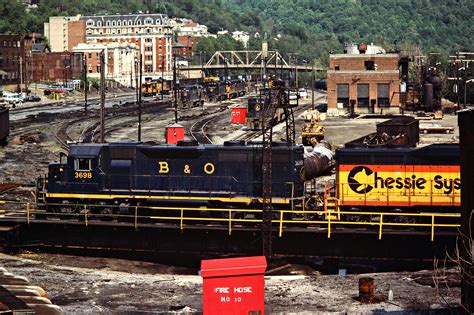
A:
<box><xmin>57</xmin><ymin>200</ymin><xmax>81</xmax><ymax>220</ymax></box>
<box><xmin>92</xmin><ymin>201</ymin><xmax>114</xmax><ymax>221</ymax></box>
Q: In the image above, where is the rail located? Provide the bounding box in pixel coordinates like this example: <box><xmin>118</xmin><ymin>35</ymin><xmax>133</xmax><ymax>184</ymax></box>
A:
<box><xmin>0</xmin><ymin>199</ymin><xmax>460</xmax><ymax>241</ymax></box>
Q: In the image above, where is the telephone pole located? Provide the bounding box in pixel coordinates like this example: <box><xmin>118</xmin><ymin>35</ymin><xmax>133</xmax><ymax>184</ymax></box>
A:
<box><xmin>100</xmin><ymin>50</ymin><xmax>105</xmax><ymax>143</ymax></box>
<box><xmin>138</xmin><ymin>54</ymin><xmax>142</xmax><ymax>141</ymax></box>
<box><xmin>173</xmin><ymin>54</ymin><xmax>178</xmax><ymax>123</ymax></box>
<box><xmin>84</xmin><ymin>55</ymin><xmax>88</xmax><ymax>115</ymax></box>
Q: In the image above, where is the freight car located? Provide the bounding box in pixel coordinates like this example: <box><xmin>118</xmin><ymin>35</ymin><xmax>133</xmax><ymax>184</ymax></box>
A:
<box><xmin>177</xmin><ymin>84</ymin><xmax>204</xmax><ymax>108</ymax></box>
<box><xmin>335</xmin><ymin>143</ymin><xmax>460</xmax><ymax>212</ymax></box>
<box><xmin>37</xmin><ymin>141</ymin><xmax>305</xmax><ymax>215</ymax></box>
<box><xmin>0</xmin><ymin>106</ymin><xmax>9</xmax><ymax>146</ymax></box>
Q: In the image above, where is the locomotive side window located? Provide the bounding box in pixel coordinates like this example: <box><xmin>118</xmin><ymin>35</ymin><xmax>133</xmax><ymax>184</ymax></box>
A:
<box><xmin>74</xmin><ymin>158</ymin><xmax>92</xmax><ymax>171</ymax></box>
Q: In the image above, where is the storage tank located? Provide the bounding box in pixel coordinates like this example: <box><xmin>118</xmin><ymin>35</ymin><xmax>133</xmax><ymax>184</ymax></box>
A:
<box><xmin>423</xmin><ymin>83</ymin><xmax>434</xmax><ymax>109</ymax></box>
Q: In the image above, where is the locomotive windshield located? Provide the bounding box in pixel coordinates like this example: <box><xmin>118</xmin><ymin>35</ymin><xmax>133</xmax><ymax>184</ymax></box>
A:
<box><xmin>74</xmin><ymin>158</ymin><xmax>92</xmax><ymax>171</ymax></box>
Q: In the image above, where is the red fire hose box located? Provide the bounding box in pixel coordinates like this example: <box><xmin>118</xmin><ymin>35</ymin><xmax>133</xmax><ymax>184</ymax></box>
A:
<box><xmin>231</xmin><ymin>107</ymin><xmax>247</xmax><ymax>124</ymax></box>
<box><xmin>165</xmin><ymin>123</ymin><xmax>185</xmax><ymax>144</ymax></box>
<box><xmin>201</xmin><ymin>256</ymin><xmax>267</xmax><ymax>315</ymax></box>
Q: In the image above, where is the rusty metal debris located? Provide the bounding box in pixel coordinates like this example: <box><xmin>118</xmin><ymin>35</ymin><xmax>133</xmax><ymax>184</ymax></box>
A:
<box><xmin>362</xmin><ymin>132</ymin><xmax>404</xmax><ymax>146</ymax></box>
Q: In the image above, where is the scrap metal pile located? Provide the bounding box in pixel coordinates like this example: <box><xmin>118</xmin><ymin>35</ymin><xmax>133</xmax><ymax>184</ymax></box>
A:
<box><xmin>361</xmin><ymin>132</ymin><xmax>405</xmax><ymax>146</ymax></box>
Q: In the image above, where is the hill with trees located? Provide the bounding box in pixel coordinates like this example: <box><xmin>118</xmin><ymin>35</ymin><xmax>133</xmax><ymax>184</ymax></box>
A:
<box><xmin>2</xmin><ymin>0</ymin><xmax>473</xmax><ymax>65</ymax></box>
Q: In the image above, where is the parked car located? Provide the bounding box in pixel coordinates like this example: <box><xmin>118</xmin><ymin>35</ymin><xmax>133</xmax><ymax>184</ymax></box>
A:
<box><xmin>315</xmin><ymin>103</ymin><xmax>328</xmax><ymax>113</ymax></box>
<box><xmin>298</xmin><ymin>88</ymin><xmax>308</xmax><ymax>98</ymax></box>
<box><xmin>1</xmin><ymin>94</ymin><xmax>23</xmax><ymax>107</ymax></box>
<box><xmin>25</xmin><ymin>95</ymin><xmax>41</xmax><ymax>102</ymax></box>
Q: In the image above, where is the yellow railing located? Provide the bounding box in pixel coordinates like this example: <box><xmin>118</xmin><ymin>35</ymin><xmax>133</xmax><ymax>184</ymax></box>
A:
<box><xmin>0</xmin><ymin>200</ymin><xmax>461</xmax><ymax>241</ymax></box>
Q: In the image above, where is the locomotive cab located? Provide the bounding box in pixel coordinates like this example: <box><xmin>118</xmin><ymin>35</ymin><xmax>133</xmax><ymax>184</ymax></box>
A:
<box><xmin>47</xmin><ymin>145</ymin><xmax>102</xmax><ymax>194</ymax></box>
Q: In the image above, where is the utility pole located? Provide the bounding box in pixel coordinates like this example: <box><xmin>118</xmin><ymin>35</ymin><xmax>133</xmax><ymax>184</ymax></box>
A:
<box><xmin>138</xmin><ymin>54</ymin><xmax>142</xmax><ymax>141</ymax></box>
<box><xmin>84</xmin><ymin>54</ymin><xmax>88</xmax><ymax>114</ymax></box>
<box><xmin>100</xmin><ymin>50</ymin><xmax>105</xmax><ymax>143</ymax></box>
<box><xmin>161</xmin><ymin>58</ymin><xmax>165</xmax><ymax>100</ymax></box>
<box><xmin>173</xmin><ymin>54</ymin><xmax>178</xmax><ymax>123</ymax></box>
<box><xmin>135</xmin><ymin>56</ymin><xmax>139</xmax><ymax>105</ymax></box>
<box><xmin>19</xmin><ymin>56</ymin><xmax>23</xmax><ymax>93</ymax></box>
<box><xmin>312</xmin><ymin>65</ymin><xmax>315</xmax><ymax>110</ymax></box>
<box><xmin>464</xmin><ymin>61</ymin><xmax>468</xmax><ymax>109</ymax></box>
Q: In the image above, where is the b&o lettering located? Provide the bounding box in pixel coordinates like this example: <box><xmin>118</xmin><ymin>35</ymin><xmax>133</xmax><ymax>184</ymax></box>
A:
<box><xmin>158</xmin><ymin>162</ymin><xmax>169</xmax><ymax>174</ymax></box>
<box><xmin>204</xmin><ymin>163</ymin><xmax>215</xmax><ymax>174</ymax></box>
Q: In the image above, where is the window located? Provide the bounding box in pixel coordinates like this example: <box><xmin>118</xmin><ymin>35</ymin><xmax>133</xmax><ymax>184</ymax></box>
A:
<box><xmin>364</xmin><ymin>60</ymin><xmax>375</xmax><ymax>70</ymax></box>
<box><xmin>86</xmin><ymin>19</ymin><xmax>94</xmax><ymax>26</ymax></box>
<box><xmin>146</xmin><ymin>55</ymin><xmax>152</xmax><ymax>61</ymax></box>
<box><xmin>97</xmin><ymin>21</ymin><xmax>102</xmax><ymax>27</ymax></box>
<box><xmin>377</xmin><ymin>84</ymin><xmax>390</xmax><ymax>107</ymax></box>
<box><xmin>336</xmin><ymin>84</ymin><xmax>349</xmax><ymax>108</ymax></box>
<box><xmin>128</xmin><ymin>20</ymin><xmax>133</xmax><ymax>26</ymax></box>
<box><xmin>357</xmin><ymin>84</ymin><xmax>369</xmax><ymax>107</ymax></box>
<box><xmin>106</xmin><ymin>21</ymin><xmax>110</xmax><ymax>27</ymax></box>
<box><xmin>3</xmin><ymin>40</ymin><xmax>6</xmax><ymax>47</ymax></box>
<box><xmin>88</xmin><ymin>52</ymin><xmax>92</xmax><ymax>59</ymax></box>
<box><xmin>145</xmin><ymin>38</ymin><xmax>152</xmax><ymax>43</ymax></box>
<box><xmin>112</xmin><ymin>21</ymin><xmax>116</xmax><ymax>27</ymax></box>
<box><xmin>117</xmin><ymin>20</ymin><xmax>121</xmax><ymax>26</ymax></box>
<box><xmin>145</xmin><ymin>18</ymin><xmax>153</xmax><ymax>25</ymax></box>
<box><xmin>146</xmin><ymin>28</ymin><xmax>151</xmax><ymax>34</ymax></box>
<box><xmin>136</xmin><ymin>20</ymin><xmax>141</xmax><ymax>25</ymax></box>
<box><xmin>74</xmin><ymin>158</ymin><xmax>91</xmax><ymax>171</ymax></box>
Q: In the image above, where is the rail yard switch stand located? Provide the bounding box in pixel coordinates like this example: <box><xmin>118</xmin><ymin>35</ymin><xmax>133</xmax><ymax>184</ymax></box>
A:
<box><xmin>201</xmin><ymin>256</ymin><xmax>267</xmax><ymax>314</ymax></box>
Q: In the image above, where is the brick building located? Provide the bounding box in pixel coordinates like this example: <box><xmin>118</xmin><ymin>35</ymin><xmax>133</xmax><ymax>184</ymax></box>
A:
<box><xmin>0</xmin><ymin>34</ymin><xmax>34</xmax><ymax>88</ymax></box>
<box><xmin>44</xmin><ymin>14</ymin><xmax>173</xmax><ymax>79</ymax></box>
<box><xmin>327</xmin><ymin>46</ymin><xmax>401</xmax><ymax>114</ymax></box>
<box><xmin>32</xmin><ymin>52</ymin><xmax>82</xmax><ymax>82</ymax></box>
<box><xmin>44</xmin><ymin>16</ymin><xmax>86</xmax><ymax>53</ymax></box>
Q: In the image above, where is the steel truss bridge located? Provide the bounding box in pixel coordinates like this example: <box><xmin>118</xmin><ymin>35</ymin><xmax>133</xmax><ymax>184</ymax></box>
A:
<box><xmin>181</xmin><ymin>50</ymin><xmax>325</xmax><ymax>72</ymax></box>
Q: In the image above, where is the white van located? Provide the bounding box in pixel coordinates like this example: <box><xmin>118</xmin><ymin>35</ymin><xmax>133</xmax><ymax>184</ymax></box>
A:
<box><xmin>1</xmin><ymin>94</ymin><xmax>23</xmax><ymax>107</ymax></box>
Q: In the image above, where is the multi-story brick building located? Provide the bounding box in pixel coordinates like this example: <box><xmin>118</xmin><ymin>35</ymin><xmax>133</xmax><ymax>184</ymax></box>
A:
<box><xmin>31</xmin><ymin>52</ymin><xmax>82</xmax><ymax>83</ymax></box>
<box><xmin>44</xmin><ymin>16</ymin><xmax>86</xmax><ymax>53</ymax></box>
<box><xmin>44</xmin><ymin>14</ymin><xmax>173</xmax><ymax>79</ymax></box>
<box><xmin>0</xmin><ymin>34</ymin><xmax>34</xmax><ymax>89</ymax></box>
<box><xmin>327</xmin><ymin>44</ymin><xmax>401</xmax><ymax>114</ymax></box>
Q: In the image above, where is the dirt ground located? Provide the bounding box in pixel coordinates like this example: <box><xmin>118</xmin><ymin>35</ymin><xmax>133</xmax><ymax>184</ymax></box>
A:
<box><xmin>0</xmin><ymin>91</ymin><xmax>463</xmax><ymax>313</ymax></box>
<box><xmin>0</xmin><ymin>252</ymin><xmax>461</xmax><ymax>313</ymax></box>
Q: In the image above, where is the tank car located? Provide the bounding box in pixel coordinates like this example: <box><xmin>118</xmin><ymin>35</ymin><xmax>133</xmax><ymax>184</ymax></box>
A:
<box><xmin>38</xmin><ymin>141</ymin><xmax>305</xmax><ymax>215</ymax></box>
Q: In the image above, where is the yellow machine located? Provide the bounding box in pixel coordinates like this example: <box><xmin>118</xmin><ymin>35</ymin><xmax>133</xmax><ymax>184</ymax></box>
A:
<box><xmin>301</xmin><ymin>118</ymin><xmax>325</xmax><ymax>146</ymax></box>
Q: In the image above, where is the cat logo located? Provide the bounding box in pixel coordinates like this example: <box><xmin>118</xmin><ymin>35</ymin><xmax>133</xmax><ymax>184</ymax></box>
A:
<box><xmin>348</xmin><ymin>166</ymin><xmax>374</xmax><ymax>194</ymax></box>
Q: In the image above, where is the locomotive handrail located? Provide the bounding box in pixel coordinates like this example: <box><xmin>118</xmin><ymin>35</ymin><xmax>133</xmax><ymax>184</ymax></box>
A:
<box><xmin>0</xmin><ymin>199</ymin><xmax>461</xmax><ymax>241</ymax></box>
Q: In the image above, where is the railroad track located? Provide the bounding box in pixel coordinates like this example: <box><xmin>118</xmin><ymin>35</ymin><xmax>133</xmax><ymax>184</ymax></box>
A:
<box><xmin>190</xmin><ymin>116</ymin><xmax>215</xmax><ymax>144</ymax></box>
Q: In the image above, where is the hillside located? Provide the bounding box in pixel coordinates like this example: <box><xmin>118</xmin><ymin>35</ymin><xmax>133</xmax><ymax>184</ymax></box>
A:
<box><xmin>2</xmin><ymin>0</ymin><xmax>473</xmax><ymax>65</ymax></box>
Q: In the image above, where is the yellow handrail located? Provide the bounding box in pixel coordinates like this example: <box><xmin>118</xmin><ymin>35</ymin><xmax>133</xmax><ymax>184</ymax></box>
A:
<box><xmin>0</xmin><ymin>199</ymin><xmax>462</xmax><ymax>241</ymax></box>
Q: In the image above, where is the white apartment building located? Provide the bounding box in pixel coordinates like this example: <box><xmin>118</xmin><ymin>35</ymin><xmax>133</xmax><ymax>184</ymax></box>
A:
<box><xmin>72</xmin><ymin>42</ymin><xmax>138</xmax><ymax>87</ymax></box>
